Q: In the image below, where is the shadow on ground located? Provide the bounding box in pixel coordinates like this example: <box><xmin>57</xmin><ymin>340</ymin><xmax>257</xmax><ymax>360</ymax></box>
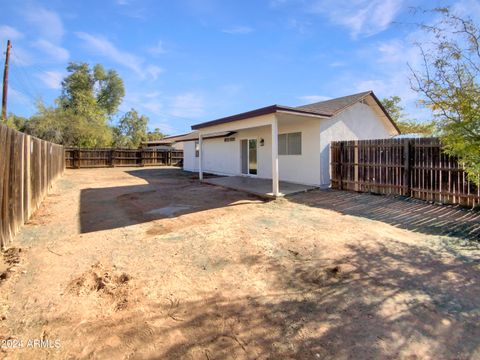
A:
<box><xmin>291</xmin><ymin>189</ymin><xmax>480</xmax><ymax>241</ymax></box>
<box><xmin>79</xmin><ymin>168</ymin><xmax>263</xmax><ymax>233</ymax></box>
<box><xmin>55</xmin><ymin>238</ymin><xmax>480</xmax><ymax>359</ymax></box>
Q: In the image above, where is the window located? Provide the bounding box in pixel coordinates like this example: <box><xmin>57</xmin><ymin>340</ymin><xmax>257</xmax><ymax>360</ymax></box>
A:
<box><xmin>195</xmin><ymin>141</ymin><xmax>199</xmax><ymax>157</ymax></box>
<box><xmin>224</xmin><ymin>137</ymin><xmax>236</xmax><ymax>142</ymax></box>
<box><xmin>278</xmin><ymin>132</ymin><xmax>302</xmax><ymax>155</ymax></box>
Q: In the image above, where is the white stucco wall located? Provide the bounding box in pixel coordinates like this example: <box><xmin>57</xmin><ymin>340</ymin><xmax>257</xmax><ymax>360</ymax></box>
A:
<box><xmin>182</xmin><ymin>114</ymin><xmax>322</xmax><ymax>186</ymax></box>
<box><xmin>319</xmin><ymin>101</ymin><xmax>396</xmax><ymax>185</ymax></box>
<box><xmin>277</xmin><ymin>115</ymin><xmax>321</xmax><ymax>186</ymax></box>
<box><xmin>183</xmin><ymin>101</ymin><xmax>396</xmax><ymax>187</ymax></box>
<box><xmin>183</xmin><ymin>141</ymin><xmax>198</xmax><ymax>172</ymax></box>
<box><xmin>183</xmin><ymin>126</ymin><xmax>273</xmax><ymax>178</ymax></box>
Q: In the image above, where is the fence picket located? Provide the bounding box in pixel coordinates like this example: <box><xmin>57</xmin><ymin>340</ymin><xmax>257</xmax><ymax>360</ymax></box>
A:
<box><xmin>0</xmin><ymin>124</ymin><xmax>64</xmax><ymax>248</ymax></box>
<box><xmin>64</xmin><ymin>148</ymin><xmax>183</xmax><ymax>168</ymax></box>
<box><xmin>331</xmin><ymin>138</ymin><xmax>479</xmax><ymax>207</ymax></box>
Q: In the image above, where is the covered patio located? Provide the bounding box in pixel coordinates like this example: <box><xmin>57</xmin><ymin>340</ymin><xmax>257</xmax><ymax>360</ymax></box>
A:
<box><xmin>193</xmin><ymin>108</ymin><xmax>326</xmax><ymax>197</ymax></box>
<box><xmin>203</xmin><ymin>176</ymin><xmax>317</xmax><ymax>199</ymax></box>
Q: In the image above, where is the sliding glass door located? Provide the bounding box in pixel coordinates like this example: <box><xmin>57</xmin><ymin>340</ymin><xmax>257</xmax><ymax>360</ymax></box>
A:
<box><xmin>241</xmin><ymin>139</ymin><xmax>257</xmax><ymax>175</ymax></box>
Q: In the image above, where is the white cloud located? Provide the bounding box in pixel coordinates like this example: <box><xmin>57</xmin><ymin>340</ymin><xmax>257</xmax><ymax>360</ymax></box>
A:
<box><xmin>148</xmin><ymin>41</ymin><xmax>167</xmax><ymax>55</ymax></box>
<box><xmin>154</xmin><ymin>122</ymin><xmax>180</xmax><ymax>135</ymax></box>
<box><xmin>145</xmin><ymin>65</ymin><xmax>163</xmax><ymax>80</ymax></box>
<box><xmin>76</xmin><ymin>32</ymin><xmax>142</xmax><ymax>74</ymax></box>
<box><xmin>76</xmin><ymin>32</ymin><xmax>163</xmax><ymax>79</ymax></box>
<box><xmin>222</xmin><ymin>26</ymin><xmax>254</xmax><ymax>34</ymax></box>
<box><xmin>36</xmin><ymin>71</ymin><xmax>64</xmax><ymax>89</ymax></box>
<box><xmin>25</xmin><ymin>6</ymin><xmax>64</xmax><ymax>42</ymax></box>
<box><xmin>452</xmin><ymin>0</ymin><xmax>480</xmax><ymax>21</ymax></box>
<box><xmin>145</xmin><ymin>91</ymin><xmax>162</xmax><ymax>99</ymax></box>
<box><xmin>220</xmin><ymin>84</ymin><xmax>243</xmax><ymax>96</ymax></box>
<box><xmin>329</xmin><ymin>61</ymin><xmax>346</xmax><ymax>67</ymax></box>
<box><xmin>9</xmin><ymin>87</ymin><xmax>36</xmax><ymax>111</ymax></box>
<box><xmin>143</xmin><ymin>101</ymin><xmax>163</xmax><ymax>114</ymax></box>
<box><xmin>120</xmin><ymin>90</ymin><xmax>162</xmax><ymax>115</ymax></box>
<box><xmin>0</xmin><ymin>25</ymin><xmax>23</xmax><ymax>40</ymax></box>
<box><xmin>287</xmin><ymin>19</ymin><xmax>312</xmax><ymax>34</ymax></box>
<box><xmin>298</xmin><ymin>95</ymin><xmax>332</xmax><ymax>104</ymax></box>
<box><xmin>309</xmin><ymin>0</ymin><xmax>402</xmax><ymax>38</ymax></box>
<box><xmin>10</xmin><ymin>46</ymin><xmax>34</xmax><ymax>66</ymax></box>
<box><xmin>347</xmin><ymin>36</ymin><xmax>424</xmax><ymax>118</ymax></box>
<box><xmin>170</xmin><ymin>92</ymin><xmax>205</xmax><ymax>118</ymax></box>
<box><xmin>32</xmin><ymin>39</ymin><xmax>69</xmax><ymax>62</ymax></box>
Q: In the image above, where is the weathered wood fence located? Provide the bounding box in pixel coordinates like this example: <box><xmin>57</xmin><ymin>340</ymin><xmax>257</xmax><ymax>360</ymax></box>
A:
<box><xmin>64</xmin><ymin>148</ymin><xmax>183</xmax><ymax>168</ymax></box>
<box><xmin>0</xmin><ymin>124</ymin><xmax>65</xmax><ymax>248</ymax></box>
<box><xmin>331</xmin><ymin>138</ymin><xmax>480</xmax><ymax>207</ymax></box>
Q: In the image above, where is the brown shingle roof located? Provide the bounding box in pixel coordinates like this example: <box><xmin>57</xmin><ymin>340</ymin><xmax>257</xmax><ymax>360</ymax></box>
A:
<box><xmin>190</xmin><ymin>91</ymin><xmax>400</xmax><ymax>133</ymax></box>
<box><xmin>191</xmin><ymin>105</ymin><xmax>329</xmax><ymax>130</ymax></box>
<box><xmin>295</xmin><ymin>91</ymin><xmax>372</xmax><ymax>116</ymax></box>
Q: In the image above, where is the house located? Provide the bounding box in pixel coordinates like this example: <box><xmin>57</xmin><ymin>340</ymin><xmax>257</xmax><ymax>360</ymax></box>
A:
<box><xmin>141</xmin><ymin>136</ymin><xmax>185</xmax><ymax>150</ymax></box>
<box><xmin>175</xmin><ymin>91</ymin><xmax>400</xmax><ymax>196</ymax></box>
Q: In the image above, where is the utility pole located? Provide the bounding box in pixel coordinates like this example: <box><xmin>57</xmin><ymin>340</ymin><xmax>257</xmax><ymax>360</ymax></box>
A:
<box><xmin>2</xmin><ymin>40</ymin><xmax>12</xmax><ymax>123</ymax></box>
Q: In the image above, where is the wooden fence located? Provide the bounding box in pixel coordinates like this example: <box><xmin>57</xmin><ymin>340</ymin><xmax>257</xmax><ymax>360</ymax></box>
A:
<box><xmin>331</xmin><ymin>138</ymin><xmax>480</xmax><ymax>207</ymax></box>
<box><xmin>0</xmin><ymin>124</ymin><xmax>65</xmax><ymax>248</ymax></box>
<box><xmin>64</xmin><ymin>148</ymin><xmax>183</xmax><ymax>168</ymax></box>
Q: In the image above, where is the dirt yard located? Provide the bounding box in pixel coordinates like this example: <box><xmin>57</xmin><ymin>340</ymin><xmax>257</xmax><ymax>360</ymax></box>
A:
<box><xmin>0</xmin><ymin>167</ymin><xmax>479</xmax><ymax>359</ymax></box>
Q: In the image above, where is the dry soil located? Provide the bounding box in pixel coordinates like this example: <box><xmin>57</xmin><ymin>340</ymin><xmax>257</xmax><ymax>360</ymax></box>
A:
<box><xmin>0</xmin><ymin>167</ymin><xmax>479</xmax><ymax>359</ymax></box>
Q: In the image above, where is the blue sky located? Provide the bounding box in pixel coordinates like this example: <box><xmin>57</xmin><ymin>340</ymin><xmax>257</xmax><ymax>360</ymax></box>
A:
<box><xmin>1</xmin><ymin>0</ymin><xmax>479</xmax><ymax>134</ymax></box>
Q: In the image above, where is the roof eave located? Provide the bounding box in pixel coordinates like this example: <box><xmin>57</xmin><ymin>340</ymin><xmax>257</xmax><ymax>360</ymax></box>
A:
<box><xmin>191</xmin><ymin>105</ymin><xmax>330</xmax><ymax>130</ymax></box>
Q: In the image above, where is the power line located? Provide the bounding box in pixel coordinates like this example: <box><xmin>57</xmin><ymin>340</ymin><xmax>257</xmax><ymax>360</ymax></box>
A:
<box><xmin>10</xmin><ymin>50</ymin><xmax>43</xmax><ymax>98</ymax></box>
<box><xmin>4</xmin><ymin>87</ymin><xmax>37</xmax><ymax>113</ymax></box>
<box><xmin>7</xmin><ymin>48</ymin><xmax>195</xmax><ymax>133</ymax></box>
<box><xmin>9</xmin><ymin>65</ymin><xmax>39</xmax><ymax>102</ymax></box>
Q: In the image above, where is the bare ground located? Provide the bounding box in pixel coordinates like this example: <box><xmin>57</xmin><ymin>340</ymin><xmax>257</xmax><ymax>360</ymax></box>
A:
<box><xmin>0</xmin><ymin>167</ymin><xmax>479</xmax><ymax>359</ymax></box>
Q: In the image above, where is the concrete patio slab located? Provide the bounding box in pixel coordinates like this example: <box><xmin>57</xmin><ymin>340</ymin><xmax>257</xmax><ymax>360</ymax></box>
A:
<box><xmin>203</xmin><ymin>176</ymin><xmax>317</xmax><ymax>198</ymax></box>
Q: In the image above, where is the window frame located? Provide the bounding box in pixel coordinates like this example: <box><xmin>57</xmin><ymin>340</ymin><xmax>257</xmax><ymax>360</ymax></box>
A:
<box><xmin>278</xmin><ymin>132</ymin><xmax>302</xmax><ymax>156</ymax></box>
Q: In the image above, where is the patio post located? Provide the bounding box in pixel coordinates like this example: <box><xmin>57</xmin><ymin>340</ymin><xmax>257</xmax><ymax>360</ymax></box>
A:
<box><xmin>271</xmin><ymin>116</ymin><xmax>280</xmax><ymax>196</ymax></box>
<box><xmin>198</xmin><ymin>133</ymin><xmax>203</xmax><ymax>181</ymax></box>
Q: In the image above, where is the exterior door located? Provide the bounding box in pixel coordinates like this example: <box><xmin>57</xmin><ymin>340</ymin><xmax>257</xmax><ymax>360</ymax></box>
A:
<box><xmin>241</xmin><ymin>139</ymin><xmax>257</xmax><ymax>175</ymax></box>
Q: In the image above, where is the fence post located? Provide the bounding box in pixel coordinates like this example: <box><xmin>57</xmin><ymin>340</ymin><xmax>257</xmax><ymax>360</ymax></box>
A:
<box><xmin>111</xmin><ymin>149</ymin><xmax>115</xmax><ymax>167</ymax></box>
<box><xmin>354</xmin><ymin>140</ymin><xmax>359</xmax><ymax>192</ymax></box>
<box><xmin>338</xmin><ymin>142</ymin><xmax>344</xmax><ymax>190</ymax></box>
<box><xmin>404</xmin><ymin>139</ymin><xmax>411</xmax><ymax>197</ymax></box>
<box><xmin>75</xmin><ymin>148</ymin><xmax>81</xmax><ymax>169</ymax></box>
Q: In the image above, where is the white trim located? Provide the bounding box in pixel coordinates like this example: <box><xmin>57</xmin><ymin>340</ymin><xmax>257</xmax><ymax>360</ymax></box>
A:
<box><xmin>271</xmin><ymin>117</ymin><xmax>279</xmax><ymax>196</ymax></box>
<box><xmin>240</xmin><ymin>137</ymin><xmax>258</xmax><ymax>176</ymax></box>
<box><xmin>198</xmin><ymin>133</ymin><xmax>203</xmax><ymax>180</ymax></box>
<box><xmin>276</xmin><ymin>110</ymin><xmax>328</xmax><ymax>119</ymax></box>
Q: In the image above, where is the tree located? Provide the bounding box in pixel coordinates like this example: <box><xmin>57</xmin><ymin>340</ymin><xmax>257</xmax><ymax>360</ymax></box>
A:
<box><xmin>25</xmin><ymin>62</ymin><xmax>125</xmax><ymax>147</ymax></box>
<box><xmin>381</xmin><ymin>96</ymin><xmax>437</xmax><ymax>136</ymax></box>
<box><xmin>410</xmin><ymin>8</ymin><xmax>480</xmax><ymax>184</ymax></box>
<box><xmin>5</xmin><ymin>113</ymin><xmax>28</xmax><ymax>131</ymax></box>
<box><xmin>395</xmin><ymin>120</ymin><xmax>437</xmax><ymax>136</ymax></box>
<box><xmin>59</xmin><ymin>62</ymin><xmax>125</xmax><ymax>116</ymax></box>
<box><xmin>13</xmin><ymin>62</ymin><xmax>159</xmax><ymax>149</ymax></box>
<box><xmin>381</xmin><ymin>96</ymin><xmax>404</xmax><ymax>123</ymax></box>
<box><xmin>147</xmin><ymin>128</ymin><xmax>166</xmax><ymax>141</ymax></box>
<box><xmin>26</xmin><ymin>102</ymin><xmax>112</xmax><ymax>147</ymax></box>
<box><xmin>113</xmin><ymin>109</ymin><xmax>148</xmax><ymax>148</ymax></box>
